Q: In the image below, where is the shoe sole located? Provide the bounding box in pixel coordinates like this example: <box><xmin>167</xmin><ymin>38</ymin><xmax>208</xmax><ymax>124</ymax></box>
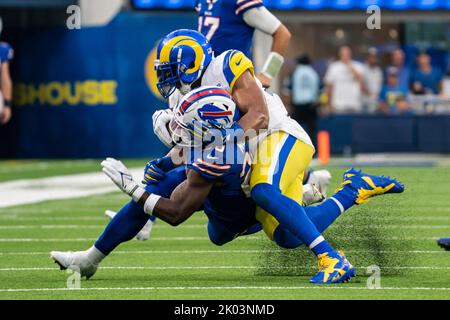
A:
<box><xmin>309</xmin><ymin>267</ymin><xmax>356</xmax><ymax>284</ymax></box>
<box><xmin>438</xmin><ymin>243</ymin><xmax>450</xmax><ymax>251</ymax></box>
<box><xmin>51</xmin><ymin>256</ymin><xmax>94</xmax><ymax>280</ymax></box>
<box><xmin>52</xmin><ymin>258</ymin><xmax>67</xmax><ymax>271</ymax></box>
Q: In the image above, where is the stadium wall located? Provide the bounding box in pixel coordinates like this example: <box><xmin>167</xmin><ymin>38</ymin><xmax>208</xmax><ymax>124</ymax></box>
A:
<box><xmin>1</xmin><ymin>11</ymin><xmax>196</xmax><ymax>159</ymax></box>
<box><xmin>319</xmin><ymin>115</ymin><xmax>450</xmax><ymax>155</ymax></box>
<box><xmin>1</xmin><ymin>11</ymin><xmax>449</xmax><ymax>158</ymax></box>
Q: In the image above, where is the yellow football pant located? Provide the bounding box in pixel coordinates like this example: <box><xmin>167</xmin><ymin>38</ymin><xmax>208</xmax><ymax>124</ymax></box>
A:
<box><xmin>250</xmin><ymin>131</ymin><xmax>314</xmax><ymax>240</ymax></box>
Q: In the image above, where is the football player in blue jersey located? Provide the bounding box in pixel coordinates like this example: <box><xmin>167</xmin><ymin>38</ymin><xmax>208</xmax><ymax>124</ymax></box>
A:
<box><xmin>0</xmin><ymin>18</ymin><xmax>13</xmax><ymax>125</ymax></box>
<box><xmin>51</xmin><ymin>86</ymin><xmax>404</xmax><ymax>283</ymax></box>
<box><xmin>195</xmin><ymin>0</ymin><xmax>330</xmax><ymax>194</ymax></box>
<box><xmin>106</xmin><ymin>2</ymin><xmax>328</xmax><ymax>239</ymax></box>
<box><xmin>97</xmin><ymin>29</ymin><xmax>403</xmax><ymax>282</ymax></box>
<box><xmin>195</xmin><ymin>0</ymin><xmax>291</xmax><ymax>89</ymax></box>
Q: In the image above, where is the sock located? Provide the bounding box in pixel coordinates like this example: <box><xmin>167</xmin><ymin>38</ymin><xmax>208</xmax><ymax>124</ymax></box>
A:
<box><xmin>85</xmin><ymin>245</ymin><xmax>105</xmax><ymax>265</ymax></box>
<box><xmin>148</xmin><ymin>215</ymin><xmax>156</xmax><ymax>222</ymax></box>
<box><xmin>272</xmin><ymin>186</ymin><xmax>357</xmax><ymax>248</ymax></box>
<box><xmin>94</xmin><ymin>167</ymin><xmax>187</xmax><ymax>255</ymax></box>
<box><xmin>303</xmin><ymin>186</ymin><xmax>354</xmax><ymax>233</ymax></box>
<box><xmin>251</xmin><ymin>183</ymin><xmax>334</xmax><ymax>256</ymax></box>
<box><xmin>273</xmin><ymin>187</ymin><xmax>357</xmax><ymax>248</ymax></box>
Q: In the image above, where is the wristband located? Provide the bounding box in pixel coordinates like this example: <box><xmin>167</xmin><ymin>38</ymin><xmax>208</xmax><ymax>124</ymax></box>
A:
<box><xmin>4</xmin><ymin>99</ymin><xmax>11</xmax><ymax>108</ymax></box>
<box><xmin>143</xmin><ymin>193</ymin><xmax>162</xmax><ymax>215</ymax></box>
<box><xmin>130</xmin><ymin>185</ymin><xmax>146</xmax><ymax>202</ymax></box>
<box><xmin>261</xmin><ymin>52</ymin><xmax>284</xmax><ymax>80</ymax></box>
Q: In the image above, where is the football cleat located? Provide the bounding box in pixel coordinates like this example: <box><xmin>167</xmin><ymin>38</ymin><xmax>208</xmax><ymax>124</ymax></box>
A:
<box><xmin>104</xmin><ymin>210</ymin><xmax>116</xmax><ymax>220</ymax></box>
<box><xmin>307</xmin><ymin>170</ymin><xmax>332</xmax><ymax>197</ymax></box>
<box><xmin>302</xmin><ymin>183</ymin><xmax>325</xmax><ymax>206</ymax></box>
<box><xmin>338</xmin><ymin>168</ymin><xmax>404</xmax><ymax>204</ymax></box>
<box><xmin>105</xmin><ymin>210</ymin><xmax>154</xmax><ymax>241</ymax></box>
<box><xmin>136</xmin><ymin>219</ymin><xmax>154</xmax><ymax>241</ymax></box>
<box><xmin>50</xmin><ymin>250</ymin><xmax>98</xmax><ymax>279</ymax></box>
<box><xmin>309</xmin><ymin>250</ymin><xmax>355</xmax><ymax>284</ymax></box>
<box><xmin>437</xmin><ymin>238</ymin><xmax>450</xmax><ymax>251</ymax></box>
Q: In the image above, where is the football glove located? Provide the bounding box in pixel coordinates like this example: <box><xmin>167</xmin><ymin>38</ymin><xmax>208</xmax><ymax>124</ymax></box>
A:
<box><xmin>101</xmin><ymin>158</ymin><xmax>144</xmax><ymax>201</ymax></box>
<box><xmin>142</xmin><ymin>156</ymin><xmax>176</xmax><ymax>185</ymax></box>
<box><xmin>152</xmin><ymin>109</ymin><xmax>175</xmax><ymax>148</ymax></box>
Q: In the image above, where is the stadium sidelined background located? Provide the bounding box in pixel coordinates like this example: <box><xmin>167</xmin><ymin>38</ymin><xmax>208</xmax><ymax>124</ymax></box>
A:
<box><xmin>0</xmin><ymin>0</ymin><xmax>449</xmax><ymax>158</ymax></box>
<box><xmin>1</xmin><ymin>10</ymin><xmax>195</xmax><ymax>158</ymax></box>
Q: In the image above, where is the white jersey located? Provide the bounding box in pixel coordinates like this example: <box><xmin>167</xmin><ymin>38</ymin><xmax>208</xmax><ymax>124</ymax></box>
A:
<box><xmin>169</xmin><ymin>49</ymin><xmax>314</xmax><ymax>151</ymax></box>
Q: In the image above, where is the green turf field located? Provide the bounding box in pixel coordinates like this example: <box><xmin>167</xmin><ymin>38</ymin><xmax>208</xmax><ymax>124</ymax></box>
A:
<box><xmin>1</xmin><ymin>160</ymin><xmax>450</xmax><ymax>300</ymax></box>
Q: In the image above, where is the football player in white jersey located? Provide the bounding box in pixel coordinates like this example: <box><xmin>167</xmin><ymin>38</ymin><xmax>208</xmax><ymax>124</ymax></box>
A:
<box><xmin>149</xmin><ymin>29</ymin><xmax>359</xmax><ymax>283</ymax></box>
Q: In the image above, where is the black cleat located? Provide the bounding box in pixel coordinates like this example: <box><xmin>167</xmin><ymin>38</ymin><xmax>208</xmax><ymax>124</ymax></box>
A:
<box><xmin>437</xmin><ymin>238</ymin><xmax>450</xmax><ymax>251</ymax></box>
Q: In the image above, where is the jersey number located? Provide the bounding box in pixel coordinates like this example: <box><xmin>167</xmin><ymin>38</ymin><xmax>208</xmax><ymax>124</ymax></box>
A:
<box><xmin>198</xmin><ymin>16</ymin><xmax>220</xmax><ymax>41</ymax></box>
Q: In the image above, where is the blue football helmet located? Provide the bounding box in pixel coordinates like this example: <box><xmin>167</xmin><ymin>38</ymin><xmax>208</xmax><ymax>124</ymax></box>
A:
<box><xmin>155</xmin><ymin>29</ymin><xmax>213</xmax><ymax>99</ymax></box>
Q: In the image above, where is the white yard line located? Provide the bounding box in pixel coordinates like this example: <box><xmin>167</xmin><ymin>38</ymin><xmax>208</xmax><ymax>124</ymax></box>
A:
<box><xmin>0</xmin><ymin>236</ymin><xmax>440</xmax><ymax>242</ymax></box>
<box><xmin>1</xmin><ymin>265</ymin><xmax>450</xmax><ymax>272</ymax></box>
<box><xmin>1</xmin><ymin>286</ymin><xmax>450</xmax><ymax>293</ymax></box>
<box><xmin>0</xmin><ymin>168</ymin><xmax>143</xmax><ymax>208</ymax></box>
<box><xmin>1</xmin><ymin>224</ymin><xmax>449</xmax><ymax>230</ymax></box>
<box><xmin>0</xmin><ymin>249</ymin><xmax>446</xmax><ymax>256</ymax></box>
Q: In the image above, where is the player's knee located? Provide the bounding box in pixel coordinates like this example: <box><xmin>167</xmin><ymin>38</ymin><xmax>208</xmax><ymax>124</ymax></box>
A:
<box><xmin>209</xmin><ymin>237</ymin><xmax>227</xmax><ymax>246</ymax></box>
<box><xmin>208</xmin><ymin>232</ymin><xmax>230</xmax><ymax>246</ymax></box>
<box><xmin>207</xmin><ymin>223</ymin><xmax>232</xmax><ymax>246</ymax></box>
<box><xmin>251</xmin><ymin>183</ymin><xmax>279</xmax><ymax>206</ymax></box>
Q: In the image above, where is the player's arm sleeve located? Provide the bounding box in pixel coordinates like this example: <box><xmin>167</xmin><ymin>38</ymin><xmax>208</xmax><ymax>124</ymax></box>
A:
<box><xmin>242</xmin><ymin>6</ymin><xmax>281</xmax><ymax>35</ymax></box>
<box><xmin>223</xmin><ymin>50</ymin><xmax>255</xmax><ymax>92</ymax></box>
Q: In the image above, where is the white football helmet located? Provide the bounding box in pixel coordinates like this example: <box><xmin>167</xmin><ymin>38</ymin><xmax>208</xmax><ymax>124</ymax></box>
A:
<box><xmin>169</xmin><ymin>86</ymin><xmax>239</xmax><ymax>147</ymax></box>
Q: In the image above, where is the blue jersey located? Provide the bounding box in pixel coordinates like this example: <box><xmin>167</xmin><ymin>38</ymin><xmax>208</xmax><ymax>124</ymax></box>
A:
<box><xmin>196</xmin><ymin>0</ymin><xmax>263</xmax><ymax>58</ymax></box>
<box><xmin>0</xmin><ymin>42</ymin><xmax>13</xmax><ymax>65</ymax></box>
<box><xmin>186</xmin><ymin>139</ymin><xmax>257</xmax><ymax>232</ymax></box>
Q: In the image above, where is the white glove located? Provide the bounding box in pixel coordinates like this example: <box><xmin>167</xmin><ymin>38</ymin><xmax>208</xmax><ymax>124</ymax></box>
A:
<box><xmin>152</xmin><ymin>109</ymin><xmax>175</xmax><ymax>148</ymax></box>
<box><xmin>101</xmin><ymin>158</ymin><xmax>144</xmax><ymax>201</ymax></box>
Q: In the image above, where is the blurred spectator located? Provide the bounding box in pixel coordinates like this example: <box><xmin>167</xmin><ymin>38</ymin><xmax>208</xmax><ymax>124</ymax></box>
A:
<box><xmin>379</xmin><ymin>67</ymin><xmax>412</xmax><ymax>115</ymax></box>
<box><xmin>324</xmin><ymin>46</ymin><xmax>365</xmax><ymax>114</ymax></box>
<box><xmin>411</xmin><ymin>51</ymin><xmax>443</xmax><ymax>95</ymax></box>
<box><xmin>387</xmin><ymin>48</ymin><xmax>410</xmax><ymax>90</ymax></box>
<box><xmin>0</xmin><ymin>18</ymin><xmax>13</xmax><ymax>125</ymax></box>
<box><xmin>363</xmin><ymin>47</ymin><xmax>383</xmax><ymax>113</ymax></box>
<box><xmin>290</xmin><ymin>54</ymin><xmax>320</xmax><ymax>143</ymax></box>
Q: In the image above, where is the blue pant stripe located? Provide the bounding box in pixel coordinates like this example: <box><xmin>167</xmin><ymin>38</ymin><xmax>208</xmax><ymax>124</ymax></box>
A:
<box><xmin>272</xmin><ymin>135</ymin><xmax>296</xmax><ymax>188</ymax></box>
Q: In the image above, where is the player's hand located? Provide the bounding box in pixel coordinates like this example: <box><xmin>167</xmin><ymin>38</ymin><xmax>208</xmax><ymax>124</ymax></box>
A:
<box><xmin>101</xmin><ymin>158</ymin><xmax>140</xmax><ymax>196</ymax></box>
<box><xmin>152</xmin><ymin>109</ymin><xmax>175</xmax><ymax>148</ymax></box>
<box><xmin>142</xmin><ymin>156</ymin><xmax>177</xmax><ymax>185</ymax></box>
<box><xmin>256</xmin><ymin>73</ymin><xmax>272</xmax><ymax>89</ymax></box>
<box><xmin>1</xmin><ymin>107</ymin><xmax>12</xmax><ymax>125</ymax></box>
<box><xmin>143</xmin><ymin>158</ymin><xmax>166</xmax><ymax>185</ymax></box>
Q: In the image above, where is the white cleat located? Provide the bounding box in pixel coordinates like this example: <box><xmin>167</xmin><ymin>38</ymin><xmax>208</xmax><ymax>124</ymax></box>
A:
<box><xmin>104</xmin><ymin>210</ymin><xmax>116</xmax><ymax>220</ymax></box>
<box><xmin>104</xmin><ymin>210</ymin><xmax>154</xmax><ymax>241</ymax></box>
<box><xmin>50</xmin><ymin>250</ymin><xmax>98</xmax><ymax>279</ymax></box>
<box><xmin>136</xmin><ymin>219</ymin><xmax>154</xmax><ymax>241</ymax></box>
<box><xmin>302</xmin><ymin>183</ymin><xmax>325</xmax><ymax>206</ymax></box>
<box><xmin>307</xmin><ymin>170</ymin><xmax>332</xmax><ymax>197</ymax></box>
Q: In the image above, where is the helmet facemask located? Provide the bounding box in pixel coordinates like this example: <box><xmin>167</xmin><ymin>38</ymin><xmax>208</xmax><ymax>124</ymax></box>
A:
<box><xmin>169</xmin><ymin>114</ymin><xmax>223</xmax><ymax>149</ymax></box>
<box><xmin>155</xmin><ymin>60</ymin><xmax>180</xmax><ymax>99</ymax></box>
